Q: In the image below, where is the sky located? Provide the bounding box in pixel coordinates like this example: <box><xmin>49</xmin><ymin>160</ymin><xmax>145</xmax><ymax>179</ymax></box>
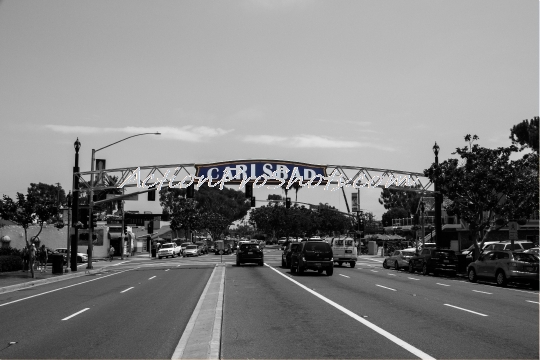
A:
<box><xmin>0</xmin><ymin>0</ymin><xmax>538</xmax><ymax>221</ymax></box>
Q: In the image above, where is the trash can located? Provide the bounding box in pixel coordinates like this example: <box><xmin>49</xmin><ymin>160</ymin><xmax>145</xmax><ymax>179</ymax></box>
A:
<box><xmin>51</xmin><ymin>254</ymin><xmax>64</xmax><ymax>274</ymax></box>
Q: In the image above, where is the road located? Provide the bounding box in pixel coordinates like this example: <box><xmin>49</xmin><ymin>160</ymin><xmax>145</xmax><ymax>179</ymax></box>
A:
<box><xmin>0</xmin><ymin>247</ymin><xmax>537</xmax><ymax>359</ymax></box>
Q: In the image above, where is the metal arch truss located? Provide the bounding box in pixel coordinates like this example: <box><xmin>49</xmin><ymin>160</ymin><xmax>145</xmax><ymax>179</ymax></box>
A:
<box><xmin>73</xmin><ymin>162</ymin><xmax>435</xmax><ymax>195</ymax></box>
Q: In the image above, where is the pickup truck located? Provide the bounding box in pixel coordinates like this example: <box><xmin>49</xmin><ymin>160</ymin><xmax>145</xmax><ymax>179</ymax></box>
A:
<box><xmin>157</xmin><ymin>243</ymin><xmax>181</xmax><ymax>259</ymax></box>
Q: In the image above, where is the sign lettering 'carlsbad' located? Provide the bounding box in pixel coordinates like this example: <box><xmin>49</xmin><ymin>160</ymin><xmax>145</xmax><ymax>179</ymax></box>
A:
<box><xmin>118</xmin><ymin>160</ymin><xmax>419</xmax><ymax>191</ymax></box>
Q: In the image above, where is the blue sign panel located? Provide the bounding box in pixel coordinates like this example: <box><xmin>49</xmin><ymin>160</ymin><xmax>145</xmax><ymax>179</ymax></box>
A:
<box><xmin>195</xmin><ymin>160</ymin><xmax>328</xmax><ymax>184</ymax></box>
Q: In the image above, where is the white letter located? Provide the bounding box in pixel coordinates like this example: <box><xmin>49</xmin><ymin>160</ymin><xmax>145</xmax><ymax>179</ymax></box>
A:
<box><xmin>263</xmin><ymin>163</ymin><xmax>274</xmax><ymax>177</ymax></box>
<box><xmin>303</xmin><ymin>169</ymin><xmax>316</xmax><ymax>180</ymax></box>
<box><xmin>235</xmin><ymin>165</ymin><xmax>247</xmax><ymax>180</ymax></box>
<box><xmin>196</xmin><ymin>175</ymin><xmax>209</xmax><ymax>189</ymax></box>
<box><xmin>118</xmin><ymin>167</ymin><xmax>141</xmax><ymax>188</ymax></box>
<box><xmin>324</xmin><ymin>169</ymin><xmax>342</xmax><ymax>191</ymax></box>
<box><xmin>254</xmin><ymin>174</ymin><xmax>268</xmax><ymax>188</ymax></box>
<box><xmin>141</xmin><ymin>173</ymin><xmax>154</xmax><ymax>189</ymax></box>
<box><xmin>307</xmin><ymin>174</ymin><xmax>324</xmax><ymax>188</ymax></box>
<box><xmin>352</xmin><ymin>174</ymin><xmax>366</xmax><ymax>189</ymax></box>
<box><xmin>267</xmin><ymin>170</ymin><xmax>285</xmax><ymax>189</ymax></box>
<box><xmin>207</xmin><ymin>168</ymin><xmax>219</xmax><ymax>179</ymax></box>
<box><xmin>218</xmin><ymin>169</ymin><xmax>234</xmax><ymax>190</ymax></box>
<box><xmin>286</xmin><ymin>167</ymin><xmax>304</xmax><ymax>190</ymax></box>
<box><xmin>168</xmin><ymin>167</ymin><xmax>181</xmax><ymax>188</ymax></box>
<box><xmin>238</xmin><ymin>174</ymin><xmax>252</xmax><ymax>190</ymax></box>
<box><xmin>148</xmin><ymin>170</ymin><xmax>170</xmax><ymax>191</ymax></box>
<box><xmin>179</xmin><ymin>175</ymin><xmax>194</xmax><ymax>189</ymax></box>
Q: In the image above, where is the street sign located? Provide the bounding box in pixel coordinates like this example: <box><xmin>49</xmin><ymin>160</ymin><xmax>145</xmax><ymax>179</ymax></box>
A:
<box><xmin>508</xmin><ymin>221</ymin><xmax>519</xmax><ymax>241</ymax></box>
<box><xmin>351</xmin><ymin>193</ymin><xmax>359</xmax><ymax>212</ymax></box>
<box><xmin>219</xmin><ymin>250</ymin><xmax>223</xmax><ymax>255</ymax></box>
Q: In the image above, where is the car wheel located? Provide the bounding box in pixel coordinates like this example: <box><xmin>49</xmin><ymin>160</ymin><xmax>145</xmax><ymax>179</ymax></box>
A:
<box><xmin>326</xmin><ymin>267</ymin><xmax>333</xmax><ymax>276</ymax></box>
<box><xmin>468</xmin><ymin>268</ymin><xmax>477</xmax><ymax>282</ymax></box>
<box><xmin>236</xmin><ymin>260</ymin><xmax>240</xmax><ymax>266</ymax></box>
<box><xmin>496</xmin><ymin>270</ymin><xmax>507</xmax><ymax>287</ymax></box>
<box><xmin>408</xmin><ymin>262</ymin><xmax>415</xmax><ymax>273</ymax></box>
<box><xmin>422</xmin><ymin>264</ymin><xmax>428</xmax><ymax>276</ymax></box>
<box><xmin>383</xmin><ymin>260</ymin><xmax>389</xmax><ymax>269</ymax></box>
<box><xmin>291</xmin><ymin>263</ymin><xmax>296</xmax><ymax>273</ymax></box>
<box><xmin>350</xmin><ymin>261</ymin><xmax>356</xmax><ymax>268</ymax></box>
<box><xmin>259</xmin><ymin>261</ymin><xmax>264</xmax><ymax>266</ymax></box>
<box><xmin>282</xmin><ymin>259</ymin><xmax>286</xmax><ymax>268</ymax></box>
<box><xmin>318</xmin><ymin>269</ymin><xmax>323</xmax><ymax>274</ymax></box>
<box><xmin>297</xmin><ymin>263</ymin><xmax>304</xmax><ymax>274</ymax></box>
<box><xmin>394</xmin><ymin>261</ymin><xmax>399</xmax><ymax>271</ymax></box>
<box><xmin>158</xmin><ymin>256</ymin><xmax>162</xmax><ymax>259</ymax></box>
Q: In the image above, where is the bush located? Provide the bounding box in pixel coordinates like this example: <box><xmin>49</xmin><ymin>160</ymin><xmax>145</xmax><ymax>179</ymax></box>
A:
<box><xmin>0</xmin><ymin>255</ymin><xmax>23</xmax><ymax>272</ymax></box>
<box><xmin>0</xmin><ymin>246</ymin><xmax>22</xmax><ymax>257</ymax></box>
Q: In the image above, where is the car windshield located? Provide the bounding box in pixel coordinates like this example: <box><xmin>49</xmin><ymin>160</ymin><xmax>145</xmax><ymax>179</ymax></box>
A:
<box><xmin>513</xmin><ymin>253</ymin><xmax>538</xmax><ymax>263</ymax></box>
<box><xmin>187</xmin><ymin>245</ymin><xmax>198</xmax><ymax>249</ymax></box>
<box><xmin>335</xmin><ymin>240</ymin><xmax>344</xmax><ymax>246</ymax></box>
<box><xmin>521</xmin><ymin>243</ymin><xmax>534</xmax><ymax>250</ymax></box>
<box><xmin>402</xmin><ymin>251</ymin><xmax>415</xmax><ymax>256</ymax></box>
<box><xmin>161</xmin><ymin>244</ymin><xmax>173</xmax><ymax>249</ymax></box>
<box><xmin>304</xmin><ymin>243</ymin><xmax>330</xmax><ymax>252</ymax></box>
<box><xmin>240</xmin><ymin>244</ymin><xmax>259</xmax><ymax>250</ymax></box>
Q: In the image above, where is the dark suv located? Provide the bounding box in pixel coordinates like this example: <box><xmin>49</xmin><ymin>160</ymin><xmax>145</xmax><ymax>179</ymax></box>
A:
<box><xmin>236</xmin><ymin>243</ymin><xmax>264</xmax><ymax>266</ymax></box>
<box><xmin>408</xmin><ymin>248</ymin><xmax>458</xmax><ymax>277</ymax></box>
<box><xmin>282</xmin><ymin>242</ymin><xmax>302</xmax><ymax>268</ymax></box>
<box><xmin>290</xmin><ymin>241</ymin><xmax>334</xmax><ymax>276</ymax></box>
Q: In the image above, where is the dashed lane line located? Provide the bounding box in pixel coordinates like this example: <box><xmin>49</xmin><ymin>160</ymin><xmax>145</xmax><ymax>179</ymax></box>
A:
<box><xmin>339</xmin><ymin>274</ymin><xmax>350</xmax><ymax>278</ymax></box>
<box><xmin>436</xmin><ymin>283</ymin><xmax>450</xmax><ymax>286</ymax></box>
<box><xmin>526</xmin><ymin>300</ymin><xmax>540</xmax><ymax>304</ymax></box>
<box><xmin>62</xmin><ymin>308</ymin><xmax>90</xmax><ymax>321</ymax></box>
<box><xmin>472</xmin><ymin>290</ymin><xmax>492</xmax><ymax>295</ymax></box>
<box><xmin>149</xmin><ymin>276</ymin><xmax>156</xmax><ymax>280</ymax></box>
<box><xmin>376</xmin><ymin>284</ymin><xmax>397</xmax><ymax>291</ymax></box>
<box><xmin>370</xmin><ymin>270</ymin><xmax>378</xmax><ymax>273</ymax></box>
<box><xmin>408</xmin><ymin>277</ymin><xmax>420</xmax><ymax>281</ymax></box>
<box><xmin>444</xmin><ymin>304</ymin><xmax>488</xmax><ymax>317</ymax></box>
<box><xmin>165</xmin><ymin>269</ymin><xmax>170</xmax><ymax>271</ymax></box>
<box><xmin>120</xmin><ymin>287</ymin><xmax>134</xmax><ymax>293</ymax></box>
<box><xmin>387</xmin><ymin>273</ymin><xmax>396</xmax><ymax>276</ymax></box>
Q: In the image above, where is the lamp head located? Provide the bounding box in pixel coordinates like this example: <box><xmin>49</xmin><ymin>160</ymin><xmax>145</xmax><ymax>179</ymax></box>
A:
<box><xmin>432</xmin><ymin>142</ymin><xmax>439</xmax><ymax>156</ymax></box>
<box><xmin>74</xmin><ymin>138</ymin><xmax>81</xmax><ymax>152</ymax></box>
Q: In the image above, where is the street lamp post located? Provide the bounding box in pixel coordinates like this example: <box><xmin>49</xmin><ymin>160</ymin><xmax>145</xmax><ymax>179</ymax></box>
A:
<box><xmin>433</xmin><ymin>142</ymin><xmax>443</xmax><ymax>248</ymax></box>
<box><xmin>420</xmin><ymin>200</ymin><xmax>425</xmax><ymax>248</ymax></box>
<box><xmin>71</xmin><ymin>138</ymin><xmax>81</xmax><ymax>272</ymax></box>
<box><xmin>87</xmin><ymin>132</ymin><xmax>160</xmax><ymax>269</ymax></box>
<box><xmin>64</xmin><ymin>191</ymin><xmax>72</xmax><ymax>273</ymax></box>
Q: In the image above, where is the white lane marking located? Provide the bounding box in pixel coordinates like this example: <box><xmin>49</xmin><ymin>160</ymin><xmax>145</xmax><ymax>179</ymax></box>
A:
<box><xmin>444</xmin><ymin>304</ymin><xmax>488</xmax><ymax>317</ymax></box>
<box><xmin>149</xmin><ymin>276</ymin><xmax>156</xmax><ymax>280</ymax></box>
<box><xmin>526</xmin><ymin>300</ymin><xmax>540</xmax><ymax>304</ymax></box>
<box><xmin>505</xmin><ymin>288</ymin><xmax>539</xmax><ymax>295</ymax></box>
<box><xmin>267</xmin><ymin>265</ymin><xmax>435</xmax><ymax>360</ymax></box>
<box><xmin>120</xmin><ymin>287</ymin><xmax>134</xmax><ymax>293</ymax></box>
<box><xmin>339</xmin><ymin>274</ymin><xmax>350</xmax><ymax>278</ymax></box>
<box><xmin>177</xmin><ymin>265</ymin><xmax>181</xmax><ymax>267</ymax></box>
<box><xmin>62</xmin><ymin>308</ymin><xmax>90</xmax><ymax>321</ymax></box>
<box><xmin>408</xmin><ymin>277</ymin><xmax>420</xmax><ymax>281</ymax></box>
<box><xmin>165</xmin><ymin>269</ymin><xmax>170</xmax><ymax>272</ymax></box>
<box><xmin>388</xmin><ymin>273</ymin><xmax>396</xmax><ymax>276</ymax></box>
<box><xmin>436</xmin><ymin>283</ymin><xmax>450</xmax><ymax>287</ymax></box>
<box><xmin>370</xmin><ymin>270</ymin><xmax>378</xmax><ymax>273</ymax></box>
<box><xmin>111</xmin><ymin>261</ymin><xmax>129</xmax><ymax>267</ymax></box>
<box><xmin>472</xmin><ymin>290</ymin><xmax>492</xmax><ymax>295</ymax></box>
<box><xmin>0</xmin><ymin>269</ymin><xmax>132</xmax><ymax>307</ymax></box>
<box><xmin>376</xmin><ymin>284</ymin><xmax>397</xmax><ymax>291</ymax></box>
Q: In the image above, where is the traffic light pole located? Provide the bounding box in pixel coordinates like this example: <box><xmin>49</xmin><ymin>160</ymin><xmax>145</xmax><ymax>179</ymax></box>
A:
<box><xmin>71</xmin><ymin>141</ymin><xmax>80</xmax><ymax>272</ymax></box>
<box><xmin>87</xmin><ymin>149</ymin><xmax>96</xmax><ymax>269</ymax></box>
<box><xmin>121</xmin><ymin>187</ymin><xmax>125</xmax><ymax>260</ymax></box>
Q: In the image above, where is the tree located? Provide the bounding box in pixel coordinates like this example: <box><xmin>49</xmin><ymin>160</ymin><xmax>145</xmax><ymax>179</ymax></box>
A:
<box><xmin>199</xmin><ymin>211</ymin><xmax>231</xmax><ymax>241</ymax></box>
<box><xmin>424</xmin><ymin>134</ymin><xmax>539</xmax><ymax>257</ymax></box>
<box><xmin>267</xmin><ymin>194</ymin><xmax>283</xmax><ymax>201</ymax></box>
<box><xmin>27</xmin><ymin>182</ymin><xmax>66</xmax><ymax>206</ymax></box>
<box><xmin>381</xmin><ymin>208</ymin><xmax>409</xmax><ymax>227</ymax></box>
<box><xmin>509</xmin><ymin>116</ymin><xmax>539</xmax><ymax>153</ymax></box>
<box><xmin>378</xmin><ymin>185</ymin><xmax>423</xmax><ymax>216</ymax></box>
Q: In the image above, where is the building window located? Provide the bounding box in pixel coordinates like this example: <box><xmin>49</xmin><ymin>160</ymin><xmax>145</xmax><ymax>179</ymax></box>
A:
<box><xmin>148</xmin><ymin>190</ymin><xmax>156</xmax><ymax>201</ymax></box>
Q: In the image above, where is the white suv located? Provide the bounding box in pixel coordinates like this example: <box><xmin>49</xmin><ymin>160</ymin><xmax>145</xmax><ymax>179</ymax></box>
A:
<box><xmin>157</xmin><ymin>243</ymin><xmax>181</xmax><ymax>259</ymax></box>
<box><xmin>483</xmin><ymin>241</ymin><xmax>535</xmax><ymax>252</ymax></box>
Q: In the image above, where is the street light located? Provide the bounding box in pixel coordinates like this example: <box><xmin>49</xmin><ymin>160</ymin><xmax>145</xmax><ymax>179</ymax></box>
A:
<box><xmin>71</xmin><ymin>138</ymin><xmax>81</xmax><ymax>271</ymax></box>
<box><xmin>87</xmin><ymin>132</ymin><xmax>160</xmax><ymax>269</ymax></box>
<box><xmin>433</xmin><ymin>142</ymin><xmax>442</xmax><ymax>248</ymax></box>
<box><xmin>420</xmin><ymin>200</ymin><xmax>425</xmax><ymax>248</ymax></box>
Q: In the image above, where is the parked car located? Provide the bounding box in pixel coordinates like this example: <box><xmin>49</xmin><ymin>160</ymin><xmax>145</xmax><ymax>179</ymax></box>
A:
<box><xmin>53</xmin><ymin>248</ymin><xmax>87</xmax><ymax>263</ymax></box>
<box><xmin>282</xmin><ymin>241</ymin><xmax>302</xmax><ymax>268</ymax></box>
<box><xmin>195</xmin><ymin>242</ymin><xmax>208</xmax><ymax>254</ymax></box>
<box><xmin>523</xmin><ymin>247</ymin><xmax>540</xmax><ymax>256</ymax></box>
<box><xmin>483</xmin><ymin>241</ymin><xmax>535</xmax><ymax>252</ymax></box>
<box><xmin>408</xmin><ymin>248</ymin><xmax>458</xmax><ymax>276</ymax></box>
<box><xmin>236</xmin><ymin>243</ymin><xmax>264</xmax><ymax>266</ymax></box>
<box><xmin>290</xmin><ymin>240</ymin><xmax>334</xmax><ymax>276</ymax></box>
<box><xmin>467</xmin><ymin>250</ymin><xmax>539</xmax><ymax>288</ymax></box>
<box><xmin>383</xmin><ymin>249</ymin><xmax>416</xmax><ymax>270</ymax></box>
<box><xmin>180</xmin><ymin>242</ymin><xmax>193</xmax><ymax>255</ymax></box>
<box><xmin>157</xmin><ymin>243</ymin><xmax>181</xmax><ymax>259</ymax></box>
<box><xmin>183</xmin><ymin>244</ymin><xmax>200</xmax><ymax>257</ymax></box>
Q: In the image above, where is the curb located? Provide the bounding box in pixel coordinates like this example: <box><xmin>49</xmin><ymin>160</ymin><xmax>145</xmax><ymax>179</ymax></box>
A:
<box><xmin>0</xmin><ymin>268</ymin><xmax>105</xmax><ymax>295</ymax></box>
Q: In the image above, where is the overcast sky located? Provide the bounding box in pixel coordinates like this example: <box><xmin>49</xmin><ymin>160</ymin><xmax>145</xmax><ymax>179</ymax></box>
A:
<box><xmin>0</xmin><ymin>0</ymin><xmax>538</xmax><ymax>220</ymax></box>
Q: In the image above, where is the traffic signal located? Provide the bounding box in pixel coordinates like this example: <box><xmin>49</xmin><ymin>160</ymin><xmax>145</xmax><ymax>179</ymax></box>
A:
<box><xmin>79</xmin><ymin>208</ymin><xmax>89</xmax><ymax>229</ymax></box>
<box><xmin>250</xmin><ymin>196</ymin><xmax>256</xmax><ymax>207</ymax></box>
<box><xmin>245</xmin><ymin>183</ymin><xmax>253</xmax><ymax>198</ymax></box>
<box><xmin>148</xmin><ymin>221</ymin><xmax>154</xmax><ymax>234</ymax></box>
<box><xmin>91</xmin><ymin>212</ymin><xmax>98</xmax><ymax>228</ymax></box>
<box><xmin>124</xmin><ymin>225</ymin><xmax>128</xmax><ymax>235</ymax></box>
<box><xmin>285</xmin><ymin>197</ymin><xmax>291</xmax><ymax>209</ymax></box>
<box><xmin>186</xmin><ymin>184</ymin><xmax>195</xmax><ymax>198</ymax></box>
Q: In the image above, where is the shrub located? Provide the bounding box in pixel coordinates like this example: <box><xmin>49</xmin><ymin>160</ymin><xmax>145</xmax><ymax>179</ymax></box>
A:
<box><xmin>0</xmin><ymin>255</ymin><xmax>23</xmax><ymax>272</ymax></box>
<box><xmin>0</xmin><ymin>246</ymin><xmax>22</xmax><ymax>257</ymax></box>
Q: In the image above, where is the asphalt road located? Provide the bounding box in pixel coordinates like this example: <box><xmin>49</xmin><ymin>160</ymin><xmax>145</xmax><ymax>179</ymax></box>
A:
<box><xmin>0</xmin><ymin>249</ymin><xmax>537</xmax><ymax>359</ymax></box>
<box><xmin>0</xmin><ymin>266</ymin><xmax>212</xmax><ymax>359</ymax></box>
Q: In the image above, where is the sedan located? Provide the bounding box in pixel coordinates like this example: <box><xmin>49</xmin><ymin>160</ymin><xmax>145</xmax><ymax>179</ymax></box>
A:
<box><xmin>383</xmin><ymin>249</ymin><xmax>416</xmax><ymax>270</ymax></box>
<box><xmin>183</xmin><ymin>245</ymin><xmax>200</xmax><ymax>257</ymax></box>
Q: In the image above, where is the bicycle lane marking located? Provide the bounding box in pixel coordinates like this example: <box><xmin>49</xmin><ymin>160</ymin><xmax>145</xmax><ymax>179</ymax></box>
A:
<box><xmin>266</xmin><ymin>265</ymin><xmax>435</xmax><ymax>360</ymax></box>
